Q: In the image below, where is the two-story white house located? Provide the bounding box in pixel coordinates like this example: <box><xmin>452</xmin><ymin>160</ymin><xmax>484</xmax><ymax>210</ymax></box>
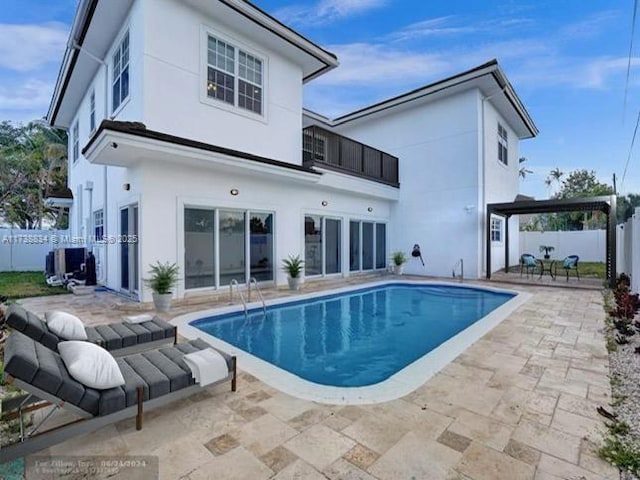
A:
<box><xmin>47</xmin><ymin>0</ymin><xmax>537</xmax><ymax>302</ymax></box>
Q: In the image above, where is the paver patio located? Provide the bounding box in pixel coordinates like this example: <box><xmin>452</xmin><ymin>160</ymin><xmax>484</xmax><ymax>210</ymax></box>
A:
<box><xmin>14</xmin><ymin>277</ymin><xmax>618</xmax><ymax>480</ymax></box>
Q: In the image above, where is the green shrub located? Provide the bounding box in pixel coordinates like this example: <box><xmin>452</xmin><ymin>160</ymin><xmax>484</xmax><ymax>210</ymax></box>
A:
<box><xmin>282</xmin><ymin>255</ymin><xmax>304</xmax><ymax>278</ymax></box>
<box><xmin>145</xmin><ymin>262</ymin><xmax>179</xmax><ymax>294</ymax></box>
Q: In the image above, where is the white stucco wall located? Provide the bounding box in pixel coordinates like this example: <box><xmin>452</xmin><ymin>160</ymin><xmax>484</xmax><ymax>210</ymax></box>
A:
<box><xmin>135</xmin><ymin>160</ymin><xmax>393</xmax><ymax>302</ymax></box>
<box><xmin>142</xmin><ymin>0</ymin><xmax>303</xmax><ymax>164</ymax></box>
<box><xmin>334</xmin><ymin>90</ymin><xmax>482</xmax><ymax>278</ymax></box>
<box><xmin>66</xmin><ymin>0</ymin><xmax>145</xmax><ymax>288</ymax></box>
<box><xmin>59</xmin><ymin>0</ymin><xmax>532</xmax><ymax>300</ymax></box>
<box><xmin>482</xmin><ymin>98</ymin><xmax>521</xmax><ymax>273</ymax></box>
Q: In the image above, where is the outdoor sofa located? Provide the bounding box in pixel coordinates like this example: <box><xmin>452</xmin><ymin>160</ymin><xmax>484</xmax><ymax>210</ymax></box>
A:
<box><xmin>6</xmin><ymin>305</ymin><xmax>177</xmax><ymax>356</ymax></box>
<box><xmin>0</xmin><ymin>331</ymin><xmax>237</xmax><ymax>462</ymax></box>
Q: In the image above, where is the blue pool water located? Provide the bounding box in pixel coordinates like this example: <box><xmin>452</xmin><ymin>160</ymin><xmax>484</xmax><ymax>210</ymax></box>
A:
<box><xmin>191</xmin><ymin>284</ymin><xmax>514</xmax><ymax>387</ymax></box>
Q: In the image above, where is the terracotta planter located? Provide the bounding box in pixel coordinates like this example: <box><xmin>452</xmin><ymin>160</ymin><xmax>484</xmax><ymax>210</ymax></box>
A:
<box><xmin>153</xmin><ymin>292</ymin><xmax>173</xmax><ymax>312</ymax></box>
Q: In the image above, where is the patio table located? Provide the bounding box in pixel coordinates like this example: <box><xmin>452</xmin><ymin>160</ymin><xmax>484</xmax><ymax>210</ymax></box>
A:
<box><xmin>537</xmin><ymin>259</ymin><xmax>556</xmax><ymax>280</ymax></box>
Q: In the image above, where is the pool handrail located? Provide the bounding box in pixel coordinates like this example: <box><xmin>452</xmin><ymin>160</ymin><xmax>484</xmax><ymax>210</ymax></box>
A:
<box><xmin>249</xmin><ymin>277</ymin><xmax>267</xmax><ymax>317</ymax></box>
<box><xmin>229</xmin><ymin>279</ymin><xmax>248</xmax><ymax>319</ymax></box>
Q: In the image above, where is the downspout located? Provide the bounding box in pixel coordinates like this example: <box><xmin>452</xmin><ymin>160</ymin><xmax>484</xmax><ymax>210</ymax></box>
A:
<box><xmin>70</xmin><ymin>41</ymin><xmax>110</xmax><ymax>285</ymax></box>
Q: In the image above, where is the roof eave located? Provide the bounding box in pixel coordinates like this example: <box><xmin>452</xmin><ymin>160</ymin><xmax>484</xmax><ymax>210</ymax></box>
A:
<box><xmin>491</xmin><ymin>66</ymin><xmax>538</xmax><ymax>138</ymax></box>
<box><xmin>48</xmin><ymin>0</ymin><xmax>339</xmax><ymax>127</ymax></box>
<box><xmin>324</xmin><ymin>60</ymin><xmax>538</xmax><ymax>139</ymax></box>
<box><xmin>47</xmin><ymin>0</ymin><xmax>99</xmax><ymax>127</ymax></box>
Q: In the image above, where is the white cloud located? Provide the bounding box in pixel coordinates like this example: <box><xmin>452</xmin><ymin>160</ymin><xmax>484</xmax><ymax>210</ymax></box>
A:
<box><xmin>559</xmin><ymin>10</ymin><xmax>620</xmax><ymax>39</ymax></box>
<box><xmin>0</xmin><ymin>79</ymin><xmax>52</xmax><ymax>112</ymax></box>
<box><xmin>388</xmin><ymin>16</ymin><xmax>534</xmax><ymax>42</ymax></box>
<box><xmin>275</xmin><ymin>0</ymin><xmax>387</xmax><ymax>27</ymax></box>
<box><xmin>386</xmin><ymin>16</ymin><xmax>474</xmax><ymax>42</ymax></box>
<box><xmin>581</xmin><ymin>57</ymin><xmax>640</xmax><ymax>89</ymax></box>
<box><xmin>313</xmin><ymin>43</ymin><xmax>452</xmax><ymax>87</ymax></box>
<box><xmin>509</xmin><ymin>56</ymin><xmax>640</xmax><ymax>90</ymax></box>
<box><xmin>0</xmin><ymin>22</ymin><xmax>68</xmax><ymax>72</ymax></box>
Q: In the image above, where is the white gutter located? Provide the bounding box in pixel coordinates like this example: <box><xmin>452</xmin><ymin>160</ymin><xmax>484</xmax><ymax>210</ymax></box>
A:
<box><xmin>69</xmin><ymin>40</ymin><xmax>110</xmax><ymax>284</ymax></box>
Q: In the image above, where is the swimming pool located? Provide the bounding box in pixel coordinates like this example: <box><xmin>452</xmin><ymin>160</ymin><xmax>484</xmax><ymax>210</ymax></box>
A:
<box><xmin>175</xmin><ymin>281</ymin><xmax>528</xmax><ymax>403</ymax></box>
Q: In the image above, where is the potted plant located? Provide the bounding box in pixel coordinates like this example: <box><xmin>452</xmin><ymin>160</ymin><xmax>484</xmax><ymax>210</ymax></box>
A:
<box><xmin>539</xmin><ymin>245</ymin><xmax>555</xmax><ymax>260</ymax></box>
<box><xmin>145</xmin><ymin>262</ymin><xmax>179</xmax><ymax>312</ymax></box>
<box><xmin>282</xmin><ymin>255</ymin><xmax>304</xmax><ymax>291</ymax></box>
<box><xmin>391</xmin><ymin>251</ymin><xmax>407</xmax><ymax>275</ymax></box>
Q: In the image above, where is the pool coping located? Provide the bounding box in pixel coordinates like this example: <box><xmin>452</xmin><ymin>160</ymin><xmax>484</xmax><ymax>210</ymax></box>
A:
<box><xmin>171</xmin><ymin>280</ymin><xmax>532</xmax><ymax>405</ymax></box>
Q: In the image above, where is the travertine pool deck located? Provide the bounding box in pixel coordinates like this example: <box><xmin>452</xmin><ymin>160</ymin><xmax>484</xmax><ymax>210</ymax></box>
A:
<box><xmin>15</xmin><ymin>277</ymin><xmax>618</xmax><ymax>480</ymax></box>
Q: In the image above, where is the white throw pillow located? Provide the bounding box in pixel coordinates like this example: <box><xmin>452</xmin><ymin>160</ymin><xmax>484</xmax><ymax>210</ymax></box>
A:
<box><xmin>58</xmin><ymin>341</ymin><xmax>125</xmax><ymax>390</ymax></box>
<box><xmin>45</xmin><ymin>311</ymin><xmax>88</xmax><ymax>341</ymax></box>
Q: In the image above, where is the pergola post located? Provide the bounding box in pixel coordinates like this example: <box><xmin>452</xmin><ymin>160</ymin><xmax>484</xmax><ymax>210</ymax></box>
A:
<box><xmin>607</xmin><ymin>195</ymin><xmax>617</xmax><ymax>287</ymax></box>
<box><xmin>486</xmin><ymin>208</ymin><xmax>492</xmax><ymax>280</ymax></box>
<box><xmin>504</xmin><ymin>215</ymin><xmax>510</xmax><ymax>275</ymax></box>
<box><xmin>486</xmin><ymin>195</ymin><xmax>617</xmax><ymax>286</ymax></box>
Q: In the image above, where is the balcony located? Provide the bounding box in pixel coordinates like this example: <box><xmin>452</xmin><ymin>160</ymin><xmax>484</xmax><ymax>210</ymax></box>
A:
<box><xmin>303</xmin><ymin>126</ymin><xmax>399</xmax><ymax>187</ymax></box>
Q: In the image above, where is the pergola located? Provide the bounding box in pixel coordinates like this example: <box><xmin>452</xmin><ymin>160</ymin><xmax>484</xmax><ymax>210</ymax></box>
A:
<box><xmin>486</xmin><ymin>195</ymin><xmax>617</xmax><ymax>287</ymax></box>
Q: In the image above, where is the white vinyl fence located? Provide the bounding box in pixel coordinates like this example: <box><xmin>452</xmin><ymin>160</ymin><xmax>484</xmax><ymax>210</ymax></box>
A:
<box><xmin>519</xmin><ymin>230</ymin><xmax>607</xmax><ymax>263</ymax></box>
<box><xmin>521</xmin><ymin>209</ymin><xmax>640</xmax><ymax>293</ymax></box>
<box><xmin>617</xmin><ymin>208</ymin><xmax>640</xmax><ymax>293</ymax></box>
<box><xmin>0</xmin><ymin>228</ymin><xmax>70</xmax><ymax>272</ymax></box>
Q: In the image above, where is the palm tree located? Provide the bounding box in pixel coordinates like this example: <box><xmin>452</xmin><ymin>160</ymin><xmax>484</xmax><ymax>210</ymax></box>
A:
<box><xmin>519</xmin><ymin>157</ymin><xmax>532</xmax><ymax>180</ymax></box>
<box><xmin>545</xmin><ymin>168</ymin><xmax>564</xmax><ymax>187</ymax></box>
<box><xmin>0</xmin><ymin>121</ymin><xmax>68</xmax><ymax>228</ymax></box>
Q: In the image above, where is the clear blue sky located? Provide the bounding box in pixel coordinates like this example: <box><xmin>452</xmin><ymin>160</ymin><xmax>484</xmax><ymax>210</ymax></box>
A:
<box><xmin>1</xmin><ymin>0</ymin><xmax>638</xmax><ymax>199</ymax></box>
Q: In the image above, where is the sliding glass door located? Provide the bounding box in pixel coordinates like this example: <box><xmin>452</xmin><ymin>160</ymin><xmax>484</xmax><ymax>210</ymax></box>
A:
<box><xmin>349</xmin><ymin>221</ymin><xmax>360</xmax><ymax>272</ymax></box>
<box><xmin>304</xmin><ymin>216</ymin><xmax>322</xmax><ymax>276</ymax></box>
<box><xmin>376</xmin><ymin>223</ymin><xmax>387</xmax><ymax>269</ymax></box>
<box><xmin>350</xmin><ymin>220</ymin><xmax>387</xmax><ymax>272</ymax></box>
<box><xmin>184</xmin><ymin>207</ymin><xmax>273</xmax><ymax>290</ymax></box>
<box><xmin>305</xmin><ymin>215</ymin><xmax>342</xmax><ymax>277</ymax></box>
<box><xmin>120</xmin><ymin>204</ymin><xmax>139</xmax><ymax>295</ymax></box>
<box><xmin>362</xmin><ymin>222</ymin><xmax>374</xmax><ymax>270</ymax></box>
<box><xmin>185</xmin><ymin>209</ymin><xmax>215</xmax><ymax>289</ymax></box>
<box><xmin>325</xmin><ymin>218</ymin><xmax>341</xmax><ymax>274</ymax></box>
<box><xmin>250</xmin><ymin>213</ymin><xmax>274</xmax><ymax>281</ymax></box>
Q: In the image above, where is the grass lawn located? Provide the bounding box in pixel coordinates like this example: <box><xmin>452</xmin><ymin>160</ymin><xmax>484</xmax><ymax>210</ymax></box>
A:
<box><xmin>507</xmin><ymin>261</ymin><xmax>606</xmax><ymax>279</ymax></box>
<box><xmin>0</xmin><ymin>271</ymin><xmax>67</xmax><ymax>301</ymax></box>
<box><xmin>576</xmin><ymin>261</ymin><xmax>606</xmax><ymax>279</ymax></box>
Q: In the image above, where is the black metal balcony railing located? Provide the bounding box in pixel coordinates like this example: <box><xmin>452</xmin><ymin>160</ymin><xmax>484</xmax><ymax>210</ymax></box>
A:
<box><xmin>302</xmin><ymin>126</ymin><xmax>399</xmax><ymax>187</ymax></box>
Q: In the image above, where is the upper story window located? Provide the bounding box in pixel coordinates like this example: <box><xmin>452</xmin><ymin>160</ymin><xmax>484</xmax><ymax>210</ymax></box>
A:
<box><xmin>112</xmin><ymin>31</ymin><xmax>129</xmax><ymax>113</ymax></box>
<box><xmin>94</xmin><ymin>209</ymin><xmax>104</xmax><ymax>241</ymax></box>
<box><xmin>491</xmin><ymin>217</ymin><xmax>502</xmax><ymax>242</ymax></box>
<box><xmin>72</xmin><ymin>121</ymin><xmax>79</xmax><ymax>163</ymax></box>
<box><xmin>206</xmin><ymin>33</ymin><xmax>264</xmax><ymax>116</ymax></box>
<box><xmin>498</xmin><ymin>122</ymin><xmax>508</xmax><ymax>165</ymax></box>
<box><xmin>89</xmin><ymin>89</ymin><xmax>96</xmax><ymax>132</ymax></box>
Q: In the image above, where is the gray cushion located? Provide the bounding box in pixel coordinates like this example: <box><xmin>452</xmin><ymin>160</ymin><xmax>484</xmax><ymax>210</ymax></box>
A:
<box><xmin>4</xmin><ymin>333</ymin><xmax>226</xmax><ymax>418</ymax></box>
<box><xmin>137</xmin><ymin>320</ymin><xmax>164</xmax><ymax>341</ymax></box>
<box><xmin>142</xmin><ymin>350</ymin><xmax>192</xmax><ymax>391</ymax></box>
<box><xmin>138</xmin><ymin>317</ymin><xmax>175</xmax><ymax>341</ymax></box>
<box><xmin>121</xmin><ymin>355</ymin><xmax>170</xmax><ymax>399</ymax></box>
<box><xmin>109</xmin><ymin>323</ymin><xmax>138</xmax><ymax>348</ymax></box>
<box><xmin>92</xmin><ymin>325</ymin><xmax>122</xmax><ymax>350</ymax></box>
<box><xmin>121</xmin><ymin>323</ymin><xmax>152</xmax><ymax>344</ymax></box>
<box><xmin>4</xmin><ymin>331</ymin><xmax>99</xmax><ymax>415</ymax></box>
<box><xmin>6</xmin><ymin>307</ymin><xmax>177</xmax><ymax>353</ymax></box>
<box><xmin>84</xmin><ymin>327</ymin><xmax>105</xmax><ymax>347</ymax></box>
<box><xmin>6</xmin><ymin>305</ymin><xmax>61</xmax><ymax>351</ymax></box>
